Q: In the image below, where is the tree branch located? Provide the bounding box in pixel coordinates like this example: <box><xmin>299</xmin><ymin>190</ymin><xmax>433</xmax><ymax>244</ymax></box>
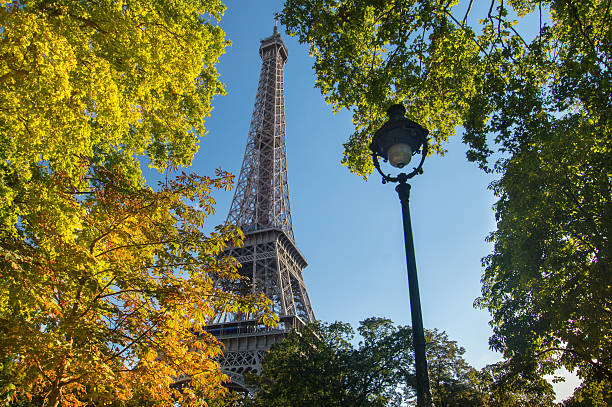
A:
<box><xmin>462</xmin><ymin>0</ymin><xmax>474</xmax><ymax>26</ymax></box>
<box><xmin>487</xmin><ymin>0</ymin><xmax>496</xmax><ymax>21</ymax></box>
<box><xmin>566</xmin><ymin>0</ymin><xmax>611</xmax><ymax>71</ymax></box>
<box><xmin>104</xmin><ymin>324</ymin><xmax>157</xmax><ymax>364</ymax></box>
<box><xmin>94</xmin><ymin>238</ymin><xmax>179</xmax><ymax>258</ymax></box>
<box><xmin>77</xmin><ymin>276</ymin><xmax>117</xmax><ymax>319</ymax></box>
<box><xmin>535</xmin><ymin>347</ymin><xmax>612</xmax><ymax>382</ymax></box>
<box><xmin>442</xmin><ymin>9</ymin><xmax>492</xmax><ymax>62</ymax></box>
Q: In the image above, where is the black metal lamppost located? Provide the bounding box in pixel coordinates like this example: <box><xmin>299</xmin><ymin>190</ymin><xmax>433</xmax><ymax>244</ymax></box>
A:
<box><xmin>370</xmin><ymin>104</ymin><xmax>433</xmax><ymax>407</ymax></box>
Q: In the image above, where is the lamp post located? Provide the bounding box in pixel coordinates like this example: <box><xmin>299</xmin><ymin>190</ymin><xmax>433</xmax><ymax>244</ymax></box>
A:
<box><xmin>369</xmin><ymin>104</ymin><xmax>433</xmax><ymax>407</ymax></box>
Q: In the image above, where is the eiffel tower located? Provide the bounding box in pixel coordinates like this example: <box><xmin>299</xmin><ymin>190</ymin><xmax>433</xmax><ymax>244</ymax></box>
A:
<box><xmin>205</xmin><ymin>24</ymin><xmax>315</xmax><ymax>391</ymax></box>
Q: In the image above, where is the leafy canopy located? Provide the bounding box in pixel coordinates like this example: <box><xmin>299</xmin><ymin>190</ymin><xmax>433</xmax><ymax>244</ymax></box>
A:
<box><xmin>0</xmin><ymin>0</ymin><xmax>276</xmax><ymax>405</ymax></box>
<box><xmin>280</xmin><ymin>0</ymin><xmax>611</xmax><ymax>399</ymax></box>
<box><xmin>0</xmin><ymin>0</ymin><xmax>227</xmax><ymax>230</ymax></box>
<box><xmin>1</xmin><ymin>166</ymin><xmax>274</xmax><ymax>406</ymax></box>
<box><xmin>246</xmin><ymin>318</ymin><xmax>553</xmax><ymax>407</ymax></box>
<box><xmin>280</xmin><ymin>0</ymin><xmax>481</xmax><ymax>176</ymax></box>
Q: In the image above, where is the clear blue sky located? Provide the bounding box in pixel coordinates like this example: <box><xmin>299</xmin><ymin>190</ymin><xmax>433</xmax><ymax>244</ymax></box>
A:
<box><xmin>176</xmin><ymin>0</ymin><xmax>578</xmax><ymax>400</ymax></box>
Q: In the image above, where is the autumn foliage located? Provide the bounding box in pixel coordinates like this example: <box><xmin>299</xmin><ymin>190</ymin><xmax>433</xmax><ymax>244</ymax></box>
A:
<box><xmin>0</xmin><ymin>0</ymin><xmax>273</xmax><ymax>405</ymax></box>
<box><xmin>1</xmin><ymin>166</ymin><xmax>272</xmax><ymax>406</ymax></box>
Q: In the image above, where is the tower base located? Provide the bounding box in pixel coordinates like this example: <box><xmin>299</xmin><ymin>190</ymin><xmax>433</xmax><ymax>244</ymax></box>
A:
<box><xmin>205</xmin><ymin>315</ymin><xmax>305</xmax><ymax>391</ymax></box>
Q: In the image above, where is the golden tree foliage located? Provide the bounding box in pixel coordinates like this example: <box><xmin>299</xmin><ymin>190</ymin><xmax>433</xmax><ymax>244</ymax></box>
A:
<box><xmin>1</xmin><ymin>167</ymin><xmax>273</xmax><ymax>406</ymax></box>
<box><xmin>0</xmin><ymin>0</ymin><xmax>275</xmax><ymax>405</ymax></box>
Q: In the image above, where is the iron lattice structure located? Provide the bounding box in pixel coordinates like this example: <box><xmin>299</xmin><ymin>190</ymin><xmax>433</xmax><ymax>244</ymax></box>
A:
<box><xmin>207</xmin><ymin>26</ymin><xmax>315</xmax><ymax>392</ymax></box>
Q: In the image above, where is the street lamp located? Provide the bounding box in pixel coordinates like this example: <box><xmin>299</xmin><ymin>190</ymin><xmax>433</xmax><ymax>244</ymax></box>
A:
<box><xmin>370</xmin><ymin>103</ymin><xmax>433</xmax><ymax>407</ymax></box>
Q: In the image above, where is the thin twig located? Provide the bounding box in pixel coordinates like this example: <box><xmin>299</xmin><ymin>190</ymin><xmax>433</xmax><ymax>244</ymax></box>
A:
<box><xmin>443</xmin><ymin>9</ymin><xmax>492</xmax><ymax>61</ymax></box>
<box><xmin>487</xmin><ymin>0</ymin><xmax>496</xmax><ymax>21</ymax></box>
<box><xmin>539</xmin><ymin>1</ymin><xmax>543</xmax><ymax>50</ymax></box>
<box><xmin>462</xmin><ymin>0</ymin><xmax>474</xmax><ymax>26</ymax></box>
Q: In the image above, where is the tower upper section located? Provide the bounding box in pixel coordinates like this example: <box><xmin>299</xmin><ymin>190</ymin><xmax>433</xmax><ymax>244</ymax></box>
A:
<box><xmin>226</xmin><ymin>27</ymin><xmax>294</xmax><ymax>240</ymax></box>
<box><xmin>259</xmin><ymin>25</ymin><xmax>288</xmax><ymax>63</ymax></box>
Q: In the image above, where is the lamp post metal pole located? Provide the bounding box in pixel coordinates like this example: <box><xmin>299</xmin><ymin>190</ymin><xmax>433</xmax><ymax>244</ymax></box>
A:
<box><xmin>395</xmin><ymin>181</ymin><xmax>433</xmax><ymax>407</ymax></box>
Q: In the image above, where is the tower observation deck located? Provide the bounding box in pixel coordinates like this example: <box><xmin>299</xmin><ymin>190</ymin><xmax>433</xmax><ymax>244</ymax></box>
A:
<box><xmin>207</xmin><ymin>25</ymin><xmax>315</xmax><ymax>391</ymax></box>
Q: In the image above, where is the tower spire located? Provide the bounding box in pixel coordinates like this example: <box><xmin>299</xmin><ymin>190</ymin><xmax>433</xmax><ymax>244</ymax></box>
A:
<box><xmin>227</xmin><ymin>21</ymin><xmax>291</xmax><ymax>239</ymax></box>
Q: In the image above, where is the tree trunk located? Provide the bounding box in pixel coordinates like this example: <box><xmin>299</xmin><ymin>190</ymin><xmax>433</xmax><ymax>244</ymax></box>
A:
<box><xmin>47</xmin><ymin>358</ymin><xmax>67</xmax><ymax>407</ymax></box>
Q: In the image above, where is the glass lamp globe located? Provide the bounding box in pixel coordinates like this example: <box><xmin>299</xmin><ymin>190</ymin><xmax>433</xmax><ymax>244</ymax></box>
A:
<box><xmin>387</xmin><ymin>143</ymin><xmax>413</xmax><ymax>168</ymax></box>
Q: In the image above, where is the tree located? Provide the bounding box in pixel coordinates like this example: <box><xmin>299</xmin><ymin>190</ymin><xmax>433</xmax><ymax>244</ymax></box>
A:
<box><xmin>1</xmin><ymin>0</ymin><xmax>228</xmax><ymax>230</ymax></box>
<box><xmin>478</xmin><ymin>361</ymin><xmax>555</xmax><ymax>406</ymax></box>
<box><xmin>0</xmin><ymin>165</ymin><xmax>274</xmax><ymax>406</ymax></box>
<box><xmin>247</xmin><ymin>318</ymin><xmax>530</xmax><ymax>407</ymax></box>
<box><xmin>474</xmin><ymin>113</ymin><xmax>612</xmax><ymax>398</ymax></box>
<box><xmin>246</xmin><ymin>321</ymin><xmax>363</xmax><ymax>407</ymax></box>
<box><xmin>426</xmin><ymin>329</ymin><xmax>486</xmax><ymax>407</ymax></box>
<box><xmin>0</xmin><ymin>0</ymin><xmax>275</xmax><ymax>405</ymax></box>
<box><xmin>280</xmin><ymin>0</ymin><xmax>481</xmax><ymax>176</ymax></box>
<box><xmin>559</xmin><ymin>378</ymin><xmax>612</xmax><ymax>406</ymax></box>
<box><xmin>280</xmin><ymin>0</ymin><xmax>611</xmax><ymax>398</ymax></box>
<box><xmin>468</xmin><ymin>1</ymin><xmax>612</xmax><ymax>395</ymax></box>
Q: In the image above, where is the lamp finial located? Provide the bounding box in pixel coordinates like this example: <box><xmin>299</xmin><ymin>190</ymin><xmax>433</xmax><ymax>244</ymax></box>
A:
<box><xmin>387</xmin><ymin>104</ymin><xmax>406</xmax><ymax>121</ymax></box>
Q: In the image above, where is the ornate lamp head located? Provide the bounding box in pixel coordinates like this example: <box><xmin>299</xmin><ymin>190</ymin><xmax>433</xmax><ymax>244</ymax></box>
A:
<box><xmin>369</xmin><ymin>104</ymin><xmax>429</xmax><ymax>184</ymax></box>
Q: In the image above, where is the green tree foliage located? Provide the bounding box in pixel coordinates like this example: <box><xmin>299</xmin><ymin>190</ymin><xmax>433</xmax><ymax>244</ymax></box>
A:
<box><xmin>247</xmin><ymin>320</ymin><xmax>370</xmax><ymax>406</ymax></box>
<box><xmin>281</xmin><ymin>0</ymin><xmax>481</xmax><ymax>176</ymax></box>
<box><xmin>559</xmin><ymin>378</ymin><xmax>612</xmax><ymax>406</ymax></box>
<box><xmin>0</xmin><ymin>0</ymin><xmax>275</xmax><ymax>405</ymax></box>
<box><xmin>0</xmin><ymin>0</ymin><xmax>227</xmax><ymax>230</ymax></box>
<box><xmin>247</xmin><ymin>318</ymin><xmax>550</xmax><ymax>407</ymax></box>
<box><xmin>474</xmin><ymin>115</ymin><xmax>612</xmax><ymax>397</ymax></box>
<box><xmin>478</xmin><ymin>361</ymin><xmax>555</xmax><ymax>406</ymax></box>
<box><xmin>426</xmin><ymin>329</ymin><xmax>486</xmax><ymax>407</ymax></box>
<box><xmin>280</xmin><ymin>0</ymin><xmax>611</xmax><ymax>398</ymax></box>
